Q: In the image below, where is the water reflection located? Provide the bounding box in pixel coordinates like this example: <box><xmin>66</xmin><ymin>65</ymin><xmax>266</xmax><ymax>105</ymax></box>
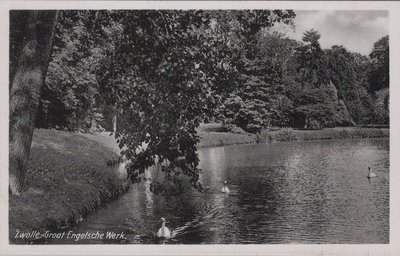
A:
<box><xmin>144</xmin><ymin>168</ymin><xmax>154</xmax><ymax>215</ymax></box>
<box><xmin>50</xmin><ymin>139</ymin><xmax>389</xmax><ymax>244</ymax></box>
<box><xmin>199</xmin><ymin>146</ymin><xmax>226</xmax><ymax>185</ymax></box>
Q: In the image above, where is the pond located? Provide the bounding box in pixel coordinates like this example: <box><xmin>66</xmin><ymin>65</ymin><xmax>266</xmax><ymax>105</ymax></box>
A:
<box><xmin>49</xmin><ymin>139</ymin><xmax>389</xmax><ymax>244</ymax></box>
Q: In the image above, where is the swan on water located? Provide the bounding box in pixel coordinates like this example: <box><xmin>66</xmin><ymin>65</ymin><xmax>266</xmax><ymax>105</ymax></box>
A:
<box><xmin>367</xmin><ymin>167</ymin><xmax>377</xmax><ymax>178</ymax></box>
<box><xmin>221</xmin><ymin>180</ymin><xmax>230</xmax><ymax>193</ymax></box>
<box><xmin>157</xmin><ymin>217</ymin><xmax>171</xmax><ymax>239</ymax></box>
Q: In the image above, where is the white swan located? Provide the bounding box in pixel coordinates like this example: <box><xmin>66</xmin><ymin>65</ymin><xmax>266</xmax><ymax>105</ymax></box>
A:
<box><xmin>221</xmin><ymin>180</ymin><xmax>230</xmax><ymax>193</ymax></box>
<box><xmin>367</xmin><ymin>167</ymin><xmax>377</xmax><ymax>178</ymax></box>
<box><xmin>157</xmin><ymin>217</ymin><xmax>171</xmax><ymax>239</ymax></box>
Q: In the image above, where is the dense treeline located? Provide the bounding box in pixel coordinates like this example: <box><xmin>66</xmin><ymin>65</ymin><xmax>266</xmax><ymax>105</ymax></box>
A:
<box><xmin>220</xmin><ymin>29</ymin><xmax>388</xmax><ymax>132</ymax></box>
<box><xmin>10</xmin><ymin>10</ymin><xmax>389</xmax><ymax>195</ymax></box>
<box><xmin>34</xmin><ymin>11</ymin><xmax>389</xmax><ymax>134</ymax></box>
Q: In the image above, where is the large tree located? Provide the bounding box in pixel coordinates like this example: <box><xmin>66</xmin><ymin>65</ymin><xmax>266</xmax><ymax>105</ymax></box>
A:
<box><xmin>9</xmin><ymin>11</ymin><xmax>59</xmax><ymax>195</ymax></box>
<box><xmin>98</xmin><ymin>10</ymin><xmax>296</xmax><ymax>194</ymax></box>
<box><xmin>93</xmin><ymin>10</ymin><xmax>216</xmax><ymax>195</ymax></box>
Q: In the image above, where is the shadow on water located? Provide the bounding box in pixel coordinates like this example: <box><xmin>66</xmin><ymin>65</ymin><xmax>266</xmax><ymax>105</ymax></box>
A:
<box><xmin>46</xmin><ymin>138</ymin><xmax>389</xmax><ymax>244</ymax></box>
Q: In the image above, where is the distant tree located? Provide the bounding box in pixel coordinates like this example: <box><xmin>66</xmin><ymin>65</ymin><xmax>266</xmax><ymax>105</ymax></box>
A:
<box><xmin>365</xmin><ymin>35</ymin><xmax>389</xmax><ymax>125</ymax></box>
<box><xmin>221</xmin><ymin>95</ymin><xmax>264</xmax><ymax>133</ymax></box>
<box><xmin>218</xmin><ymin>10</ymin><xmax>296</xmax><ymax>132</ymax></box>
<box><xmin>292</xmin><ymin>82</ymin><xmax>334</xmax><ymax>128</ymax></box>
<box><xmin>221</xmin><ymin>56</ymin><xmax>282</xmax><ymax>133</ymax></box>
<box><xmin>294</xmin><ymin>29</ymin><xmax>330</xmax><ymax>86</ymax></box>
<box><xmin>324</xmin><ymin>45</ymin><xmax>373</xmax><ymax>124</ymax></box>
<box><xmin>291</xmin><ymin>30</ymin><xmax>356</xmax><ymax>128</ymax></box>
<box><xmin>369</xmin><ymin>35</ymin><xmax>389</xmax><ymax>92</ymax></box>
<box><xmin>256</xmin><ymin>31</ymin><xmax>299</xmax><ymax>126</ymax></box>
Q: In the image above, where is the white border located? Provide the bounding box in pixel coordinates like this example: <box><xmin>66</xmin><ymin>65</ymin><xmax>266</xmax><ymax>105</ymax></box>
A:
<box><xmin>1</xmin><ymin>1</ymin><xmax>399</xmax><ymax>255</ymax></box>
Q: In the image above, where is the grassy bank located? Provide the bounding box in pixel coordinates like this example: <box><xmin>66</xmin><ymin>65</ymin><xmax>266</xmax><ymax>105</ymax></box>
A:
<box><xmin>197</xmin><ymin>123</ymin><xmax>389</xmax><ymax>147</ymax></box>
<box><xmin>261</xmin><ymin>127</ymin><xmax>389</xmax><ymax>142</ymax></box>
<box><xmin>9</xmin><ymin>129</ymin><xmax>128</xmax><ymax>243</ymax></box>
<box><xmin>197</xmin><ymin>123</ymin><xmax>256</xmax><ymax>148</ymax></box>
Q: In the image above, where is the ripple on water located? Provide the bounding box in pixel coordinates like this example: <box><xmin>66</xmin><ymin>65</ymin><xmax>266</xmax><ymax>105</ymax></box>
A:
<box><xmin>51</xmin><ymin>139</ymin><xmax>389</xmax><ymax>244</ymax></box>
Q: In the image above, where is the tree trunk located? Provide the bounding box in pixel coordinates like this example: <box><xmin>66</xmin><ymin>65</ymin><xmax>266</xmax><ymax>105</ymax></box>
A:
<box><xmin>113</xmin><ymin>112</ymin><xmax>117</xmax><ymax>133</ymax></box>
<box><xmin>9</xmin><ymin>11</ymin><xmax>59</xmax><ymax>195</ymax></box>
<box><xmin>112</xmin><ymin>102</ymin><xmax>118</xmax><ymax>133</ymax></box>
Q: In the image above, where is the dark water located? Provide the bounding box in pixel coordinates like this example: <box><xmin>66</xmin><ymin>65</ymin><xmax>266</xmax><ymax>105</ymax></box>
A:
<box><xmin>50</xmin><ymin>139</ymin><xmax>389</xmax><ymax>244</ymax></box>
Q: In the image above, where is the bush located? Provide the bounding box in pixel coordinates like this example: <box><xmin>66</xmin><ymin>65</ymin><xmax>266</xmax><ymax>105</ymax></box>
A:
<box><xmin>277</xmin><ymin>129</ymin><xmax>297</xmax><ymax>141</ymax></box>
<box><xmin>307</xmin><ymin>118</ymin><xmax>323</xmax><ymax>130</ymax></box>
<box><xmin>222</xmin><ymin>123</ymin><xmax>248</xmax><ymax>134</ymax></box>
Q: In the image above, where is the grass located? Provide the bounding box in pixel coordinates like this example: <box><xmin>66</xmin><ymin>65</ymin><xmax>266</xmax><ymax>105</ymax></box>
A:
<box><xmin>197</xmin><ymin>123</ymin><xmax>256</xmax><ymax>148</ymax></box>
<box><xmin>9</xmin><ymin>129</ymin><xmax>129</xmax><ymax>243</ymax></box>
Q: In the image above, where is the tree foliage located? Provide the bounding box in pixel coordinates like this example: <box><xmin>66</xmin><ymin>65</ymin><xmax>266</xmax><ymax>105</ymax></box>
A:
<box><xmin>94</xmin><ymin>10</ymin><xmax>220</xmax><ymax>195</ymax></box>
<box><xmin>294</xmin><ymin>29</ymin><xmax>330</xmax><ymax>86</ymax></box>
<box><xmin>369</xmin><ymin>35</ymin><xmax>389</xmax><ymax>92</ymax></box>
<box><xmin>324</xmin><ymin>46</ymin><xmax>373</xmax><ymax>124</ymax></box>
<box><xmin>216</xmin><ymin>11</ymin><xmax>297</xmax><ymax>132</ymax></box>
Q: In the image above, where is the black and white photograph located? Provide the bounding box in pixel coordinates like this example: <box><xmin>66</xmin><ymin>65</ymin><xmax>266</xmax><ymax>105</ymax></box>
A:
<box><xmin>1</xmin><ymin>1</ymin><xmax>399</xmax><ymax>255</ymax></box>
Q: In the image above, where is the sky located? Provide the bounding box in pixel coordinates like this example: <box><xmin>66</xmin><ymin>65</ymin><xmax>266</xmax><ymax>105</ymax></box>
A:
<box><xmin>281</xmin><ymin>10</ymin><xmax>389</xmax><ymax>55</ymax></box>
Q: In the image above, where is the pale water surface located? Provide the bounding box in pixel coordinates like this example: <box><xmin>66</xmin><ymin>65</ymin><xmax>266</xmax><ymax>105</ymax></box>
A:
<box><xmin>49</xmin><ymin>139</ymin><xmax>389</xmax><ymax>244</ymax></box>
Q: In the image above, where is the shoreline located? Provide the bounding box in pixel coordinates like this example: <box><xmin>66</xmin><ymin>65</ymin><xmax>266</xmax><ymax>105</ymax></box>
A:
<box><xmin>9</xmin><ymin>126</ymin><xmax>389</xmax><ymax>243</ymax></box>
<box><xmin>198</xmin><ymin>125</ymin><xmax>389</xmax><ymax>148</ymax></box>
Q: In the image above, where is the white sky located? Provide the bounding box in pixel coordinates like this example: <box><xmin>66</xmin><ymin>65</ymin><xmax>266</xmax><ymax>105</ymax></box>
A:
<box><xmin>282</xmin><ymin>10</ymin><xmax>389</xmax><ymax>55</ymax></box>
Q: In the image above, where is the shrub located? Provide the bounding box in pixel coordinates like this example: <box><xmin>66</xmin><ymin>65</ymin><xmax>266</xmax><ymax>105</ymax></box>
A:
<box><xmin>277</xmin><ymin>129</ymin><xmax>297</xmax><ymax>142</ymax></box>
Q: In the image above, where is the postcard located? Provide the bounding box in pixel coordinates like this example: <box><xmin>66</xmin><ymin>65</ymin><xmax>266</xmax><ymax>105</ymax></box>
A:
<box><xmin>1</xmin><ymin>1</ymin><xmax>399</xmax><ymax>255</ymax></box>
